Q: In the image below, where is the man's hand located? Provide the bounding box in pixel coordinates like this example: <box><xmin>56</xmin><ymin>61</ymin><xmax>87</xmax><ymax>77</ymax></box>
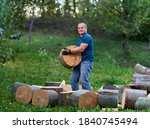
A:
<box><xmin>62</xmin><ymin>48</ymin><xmax>72</xmax><ymax>55</ymax></box>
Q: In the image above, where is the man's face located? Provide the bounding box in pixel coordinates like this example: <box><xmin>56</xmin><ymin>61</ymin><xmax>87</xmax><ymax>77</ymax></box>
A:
<box><xmin>77</xmin><ymin>24</ymin><xmax>87</xmax><ymax>36</ymax></box>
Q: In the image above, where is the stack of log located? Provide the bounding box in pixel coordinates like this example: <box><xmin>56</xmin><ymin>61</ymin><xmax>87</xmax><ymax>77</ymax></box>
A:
<box><xmin>12</xmin><ymin>81</ymin><xmax>98</xmax><ymax>109</ymax></box>
<box><xmin>12</xmin><ymin>64</ymin><xmax>150</xmax><ymax>110</ymax></box>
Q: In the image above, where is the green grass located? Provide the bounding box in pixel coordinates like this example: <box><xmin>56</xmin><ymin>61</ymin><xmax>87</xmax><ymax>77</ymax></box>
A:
<box><xmin>0</xmin><ymin>32</ymin><xmax>150</xmax><ymax>112</ymax></box>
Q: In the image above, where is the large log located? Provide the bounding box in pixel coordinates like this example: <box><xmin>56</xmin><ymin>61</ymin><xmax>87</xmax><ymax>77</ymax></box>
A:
<box><xmin>98</xmin><ymin>89</ymin><xmax>118</xmax><ymax>108</ymax></box>
<box><xmin>134</xmin><ymin>97</ymin><xmax>150</xmax><ymax>110</ymax></box>
<box><xmin>59</xmin><ymin>45</ymin><xmax>81</xmax><ymax>69</ymax></box>
<box><xmin>59</xmin><ymin>91</ymin><xmax>75</xmax><ymax>106</ymax></box>
<box><xmin>71</xmin><ymin>89</ymin><xmax>90</xmax><ymax>106</ymax></box>
<box><xmin>101</xmin><ymin>84</ymin><xmax>130</xmax><ymax>104</ymax></box>
<box><xmin>122</xmin><ymin>89</ymin><xmax>147</xmax><ymax>109</ymax></box>
<box><xmin>11</xmin><ymin>82</ymin><xmax>30</xmax><ymax>97</ymax></box>
<box><xmin>79</xmin><ymin>92</ymin><xmax>98</xmax><ymax>109</ymax></box>
<box><xmin>134</xmin><ymin>63</ymin><xmax>150</xmax><ymax>75</ymax></box>
<box><xmin>32</xmin><ymin>89</ymin><xmax>58</xmax><ymax>107</ymax></box>
<box><xmin>15</xmin><ymin>85</ymin><xmax>42</xmax><ymax>104</ymax></box>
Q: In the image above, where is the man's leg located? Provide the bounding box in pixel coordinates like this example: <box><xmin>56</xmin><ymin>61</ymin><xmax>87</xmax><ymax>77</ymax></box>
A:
<box><xmin>70</xmin><ymin>64</ymin><xmax>80</xmax><ymax>91</ymax></box>
<box><xmin>80</xmin><ymin>61</ymin><xmax>93</xmax><ymax>91</ymax></box>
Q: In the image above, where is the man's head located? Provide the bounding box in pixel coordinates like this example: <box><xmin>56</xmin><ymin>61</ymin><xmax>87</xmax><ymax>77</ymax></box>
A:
<box><xmin>77</xmin><ymin>23</ymin><xmax>87</xmax><ymax>36</ymax></box>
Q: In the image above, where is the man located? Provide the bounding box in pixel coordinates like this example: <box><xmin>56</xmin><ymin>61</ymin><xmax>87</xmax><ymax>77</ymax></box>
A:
<box><xmin>69</xmin><ymin>23</ymin><xmax>94</xmax><ymax>91</ymax></box>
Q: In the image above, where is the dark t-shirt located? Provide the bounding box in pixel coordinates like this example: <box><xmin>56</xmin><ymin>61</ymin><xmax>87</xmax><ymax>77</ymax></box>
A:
<box><xmin>76</xmin><ymin>33</ymin><xmax>94</xmax><ymax>62</ymax></box>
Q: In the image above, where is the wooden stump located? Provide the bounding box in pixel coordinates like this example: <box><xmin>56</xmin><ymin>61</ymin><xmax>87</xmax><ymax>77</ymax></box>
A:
<box><xmin>122</xmin><ymin>89</ymin><xmax>147</xmax><ymax>109</ymax></box>
<box><xmin>71</xmin><ymin>89</ymin><xmax>90</xmax><ymax>106</ymax></box>
<box><xmin>79</xmin><ymin>92</ymin><xmax>98</xmax><ymax>109</ymax></box>
<box><xmin>134</xmin><ymin>63</ymin><xmax>150</xmax><ymax>75</ymax></box>
<box><xmin>59</xmin><ymin>91</ymin><xmax>75</xmax><ymax>106</ymax></box>
<box><xmin>98</xmin><ymin>89</ymin><xmax>118</xmax><ymax>108</ymax></box>
<box><xmin>32</xmin><ymin>89</ymin><xmax>58</xmax><ymax>107</ymax></box>
<box><xmin>15</xmin><ymin>85</ymin><xmax>42</xmax><ymax>104</ymax></box>
<box><xmin>59</xmin><ymin>45</ymin><xmax>81</xmax><ymax>69</ymax></box>
<box><xmin>135</xmin><ymin>97</ymin><xmax>150</xmax><ymax>110</ymax></box>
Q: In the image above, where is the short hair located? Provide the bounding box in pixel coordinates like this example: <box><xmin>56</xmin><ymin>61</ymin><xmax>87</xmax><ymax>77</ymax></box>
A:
<box><xmin>78</xmin><ymin>23</ymin><xmax>87</xmax><ymax>29</ymax></box>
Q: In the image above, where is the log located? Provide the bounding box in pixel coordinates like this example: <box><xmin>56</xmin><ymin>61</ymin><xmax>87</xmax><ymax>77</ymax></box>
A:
<box><xmin>79</xmin><ymin>92</ymin><xmax>98</xmax><ymax>109</ymax></box>
<box><xmin>101</xmin><ymin>84</ymin><xmax>130</xmax><ymax>104</ymax></box>
<box><xmin>59</xmin><ymin>45</ymin><xmax>81</xmax><ymax>69</ymax></box>
<box><xmin>59</xmin><ymin>91</ymin><xmax>75</xmax><ymax>106</ymax></box>
<box><xmin>122</xmin><ymin>89</ymin><xmax>147</xmax><ymax>109</ymax></box>
<box><xmin>71</xmin><ymin>89</ymin><xmax>90</xmax><ymax>106</ymax></box>
<box><xmin>147</xmin><ymin>93</ymin><xmax>150</xmax><ymax>98</ymax></box>
<box><xmin>135</xmin><ymin>97</ymin><xmax>150</xmax><ymax>110</ymax></box>
<box><xmin>32</xmin><ymin>89</ymin><xmax>58</xmax><ymax>107</ymax></box>
<box><xmin>41</xmin><ymin>86</ymin><xmax>63</xmax><ymax>94</ymax></box>
<box><xmin>44</xmin><ymin>82</ymin><xmax>61</xmax><ymax>86</ymax></box>
<box><xmin>11</xmin><ymin>82</ymin><xmax>30</xmax><ymax>97</ymax></box>
<box><xmin>134</xmin><ymin>63</ymin><xmax>150</xmax><ymax>75</ymax></box>
<box><xmin>15</xmin><ymin>85</ymin><xmax>42</xmax><ymax>104</ymax></box>
<box><xmin>98</xmin><ymin>89</ymin><xmax>118</xmax><ymax>108</ymax></box>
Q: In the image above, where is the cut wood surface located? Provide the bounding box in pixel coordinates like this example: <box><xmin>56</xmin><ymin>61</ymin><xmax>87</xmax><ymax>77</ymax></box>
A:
<box><xmin>59</xmin><ymin>91</ymin><xmax>75</xmax><ymax>106</ymax></box>
<box><xmin>15</xmin><ymin>85</ymin><xmax>42</xmax><ymax>104</ymax></box>
<box><xmin>59</xmin><ymin>45</ymin><xmax>81</xmax><ymax>69</ymax></box>
<box><xmin>71</xmin><ymin>89</ymin><xmax>90</xmax><ymax>106</ymax></box>
<box><xmin>134</xmin><ymin>63</ymin><xmax>150</xmax><ymax>75</ymax></box>
<box><xmin>79</xmin><ymin>91</ymin><xmax>98</xmax><ymax>109</ymax></box>
<box><xmin>135</xmin><ymin>97</ymin><xmax>150</xmax><ymax>110</ymax></box>
<box><xmin>32</xmin><ymin>89</ymin><xmax>58</xmax><ymax>107</ymax></box>
<box><xmin>122</xmin><ymin>89</ymin><xmax>147</xmax><ymax>109</ymax></box>
<box><xmin>98</xmin><ymin>89</ymin><xmax>118</xmax><ymax>108</ymax></box>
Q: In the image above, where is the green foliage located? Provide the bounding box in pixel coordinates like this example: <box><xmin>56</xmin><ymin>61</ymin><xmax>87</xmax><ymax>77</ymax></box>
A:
<box><xmin>0</xmin><ymin>32</ymin><xmax>150</xmax><ymax>111</ymax></box>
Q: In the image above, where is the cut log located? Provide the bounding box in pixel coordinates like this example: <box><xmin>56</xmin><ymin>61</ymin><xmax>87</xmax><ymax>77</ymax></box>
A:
<box><xmin>134</xmin><ymin>63</ymin><xmax>150</xmax><ymax>75</ymax></box>
<box><xmin>44</xmin><ymin>82</ymin><xmax>61</xmax><ymax>86</ymax></box>
<box><xmin>59</xmin><ymin>45</ymin><xmax>81</xmax><ymax>69</ymax></box>
<box><xmin>98</xmin><ymin>89</ymin><xmax>118</xmax><ymax>108</ymax></box>
<box><xmin>79</xmin><ymin>92</ymin><xmax>98</xmax><ymax>109</ymax></box>
<box><xmin>122</xmin><ymin>89</ymin><xmax>147</xmax><ymax>109</ymax></box>
<box><xmin>32</xmin><ymin>89</ymin><xmax>58</xmax><ymax>107</ymax></box>
<box><xmin>71</xmin><ymin>89</ymin><xmax>90</xmax><ymax>106</ymax></box>
<box><xmin>135</xmin><ymin>97</ymin><xmax>150</xmax><ymax>110</ymax></box>
<box><xmin>15</xmin><ymin>85</ymin><xmax>42</xmax><ymax>104</ymax></box>
<box><xmin>11</xmin><ymin>82</ymin><xmax>30</xmax><ymax>97</ymax></box>
<box><xmin>100</xmin><ymin>84</ymin><xmax>130</xmax><ymax>104</ymax></box>
<box><xmin>41</xmin><ymin>86</ymin><xmax>63</xmax><ymax>94</ymax></box>
<box><xmin>59</xmin><ymin>91</ymin><xmax>75</xmax><ymax>106</ymax></box>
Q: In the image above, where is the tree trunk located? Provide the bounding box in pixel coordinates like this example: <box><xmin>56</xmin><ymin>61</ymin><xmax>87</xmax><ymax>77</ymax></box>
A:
<box><xmin>32</xmin><ymin>89</ymin><xmax>58</xmax><ymax>107</ymax></box>
<box><xmin>59</xmin><ymin>45</ymin><xmax>81</xmax><ymax>69</ymax></box>
<box><xmin>15</xmin><ymin>85</ymin><xmax>42</xmax><ymax>104</ymax></box>
<box><xmin>122</xmin><ymin>37</ymin><xmax>131</xmax><ymax>58</ymax></box>
<box><xmin>122</xmin><ymin>89</ymin><xmax>147</xmax><ymax>109</ymax></box>
<box><xmin>11</xmin><ymin>82</ymin><xmax>30</xmax><ymax>97</ymax></box>
<box><xmin>134</xmin><ymin>63</ymin><xmax>150</xmax><ymax>75</ymax></box>
<box><xmin>71</xmin><ymin>89</ymin><xmax>90</xmax><ymax>106</ymax></box>
<box><xmin>98</xmin><ymin>89</ymin><xmax>118</xmax><ymax>108</ymax></box>
<box><xmin>135</xmin><ymin>97</ymin><xmax>150</xmax><ymax>110</ymax></box>
<box><xmin>41</xmin><ymin>86</ymin><xmax>63</xmax><ymax>94</ymax></box>
<box><xmin>59</xmin><ymin>91</ymin><xmax>75</xmax><ymax>106</ymax></box>
<box><xmin>79</xmin><ymin>91</ymin><xmax>98</xmax><ymax>109</ymax></box>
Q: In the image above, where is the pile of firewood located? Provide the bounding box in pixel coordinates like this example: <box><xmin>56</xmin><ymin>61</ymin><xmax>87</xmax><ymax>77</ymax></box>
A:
<box><xmin>12</xmin><ymin>64</ymin><xmax>150</xmax><ymax>110</ymax></box>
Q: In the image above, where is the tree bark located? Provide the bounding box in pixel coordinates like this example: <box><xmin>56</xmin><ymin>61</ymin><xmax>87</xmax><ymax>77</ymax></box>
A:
<box><xmin>135</xmin><ymin>97</ymin><xmax>150</xmax><ymax>110</ymax></box>
<box><xmin>98</xmin><ymin>89</ymin><xmax>118</xmax><ymax>108</ymax></box>
<box><xmin>122</xmin><ymin>89</ymin><xmax>147</xmax><ymax>109</ymax></box>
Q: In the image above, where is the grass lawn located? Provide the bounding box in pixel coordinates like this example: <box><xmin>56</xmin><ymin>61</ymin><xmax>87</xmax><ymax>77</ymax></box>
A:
<box><xmin>0</xmin><ymin>32</ymin><xmax>150</xmax><ymax>112</ymax></box>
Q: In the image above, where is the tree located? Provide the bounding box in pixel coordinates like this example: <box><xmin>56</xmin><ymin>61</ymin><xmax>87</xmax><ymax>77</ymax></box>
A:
<box><xmin>98</xmin><ymin>0</ymin><xmax>149</xmax><ymax>57</ymax></box>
